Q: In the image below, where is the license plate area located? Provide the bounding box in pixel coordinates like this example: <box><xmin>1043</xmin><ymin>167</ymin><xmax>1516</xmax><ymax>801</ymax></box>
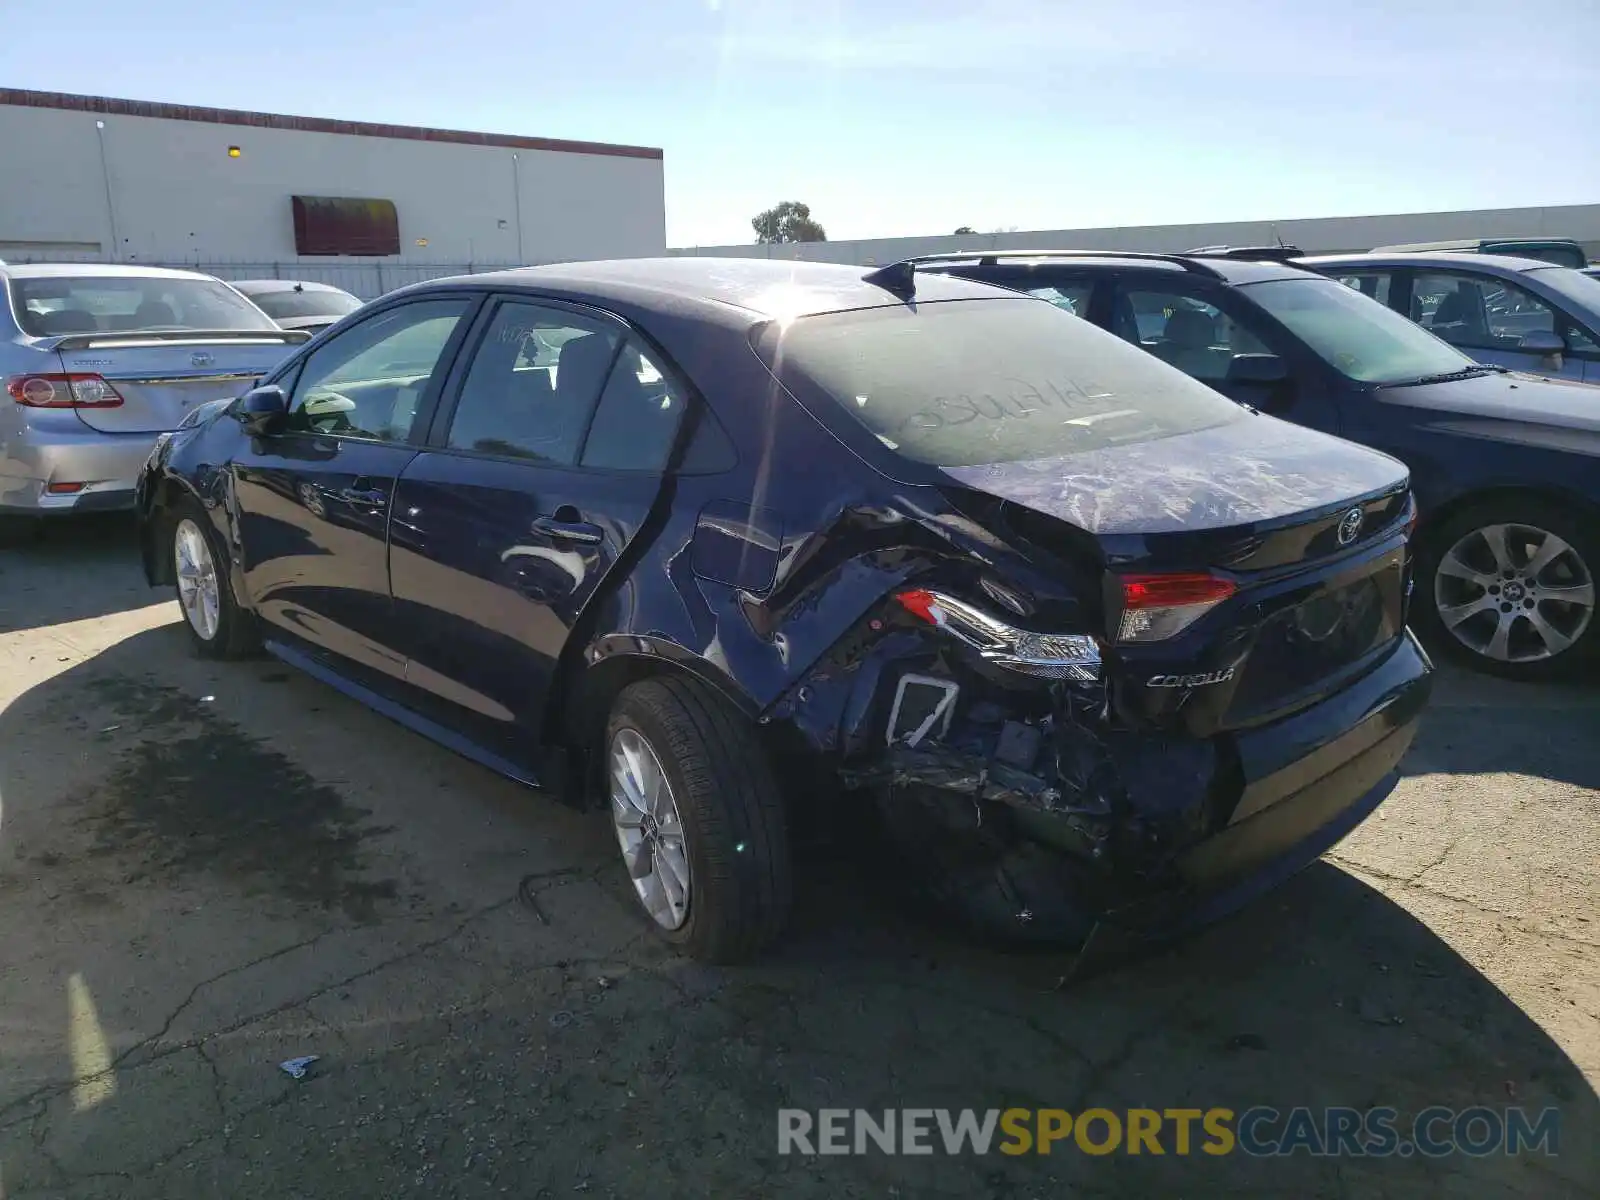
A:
<box><xmin>1228</xmin><ymin>553</ymin><xmax>1406</xmax><ymax>722</ymax></box>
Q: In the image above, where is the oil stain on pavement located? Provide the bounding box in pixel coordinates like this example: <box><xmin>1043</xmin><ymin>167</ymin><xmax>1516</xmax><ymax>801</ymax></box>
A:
<box><xmin>53</xmin><ymin>673</ymin><xmax>400</xmax><ymax>922</ymax></box>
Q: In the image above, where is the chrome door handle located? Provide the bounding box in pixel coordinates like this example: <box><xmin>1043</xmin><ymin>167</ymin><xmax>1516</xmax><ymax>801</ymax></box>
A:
<box><xmin>336</xmin><ymin>486</ymin><xmax>388</xmax><ymax>509</ymax></box>
<box><xmin>530</xmin><ymin>515</ymin><xmax>603</xmax><ymax>544</ymax></box>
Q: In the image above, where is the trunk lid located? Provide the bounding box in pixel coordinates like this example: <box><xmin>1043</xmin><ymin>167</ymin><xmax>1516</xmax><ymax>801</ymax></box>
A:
<box><xmin>48</xmin><ymin>330</ymin><xmax>305</xmax><ymax>434</ymax></box>
<box><xmin>941</xmin><ymin>414</ymin><xmax>1413</xmax><ymax>732</ymax></box>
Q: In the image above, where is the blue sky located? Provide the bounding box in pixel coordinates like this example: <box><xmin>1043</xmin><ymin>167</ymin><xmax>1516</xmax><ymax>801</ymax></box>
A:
<box><xmin>2</xmin><ymin>0</ymin><xmax>1595</xmax><ymax>247</ymax></box>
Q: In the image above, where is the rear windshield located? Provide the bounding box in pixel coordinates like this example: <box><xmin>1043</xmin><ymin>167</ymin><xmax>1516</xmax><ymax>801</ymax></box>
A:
<box><xmin>1486</xmin><ymin>243</ymin><xmax>1586</xmax><ymax>268</ymax></box>
<box><xmin>10</xmin><ymin>275</ymin><xmax>279</xmax><ymax>337</ymax></box>
<box><xmin>245</xmin><ymin>287</ymin><xmax>363</xmax><ymax>321</ymax></box>
<box><xmin>1245</xmin><ymin>277</ymin><xmax>1472</xmax><ymax>384</ymax></box>
<box><xmin>756</xmin><ymin>297</ymin><xmax>1247</xmax><ymax>467</ymax></box>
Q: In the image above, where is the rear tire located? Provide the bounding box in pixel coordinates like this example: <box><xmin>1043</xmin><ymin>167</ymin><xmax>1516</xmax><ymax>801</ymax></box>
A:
<box><xmin>1414</xmin><ymin>497</ymin><xmax>1599</xmax><ymax>682</ymax></box>
<box><xmin>604</xmin><ymin>677</ymin><xmax>792</xmax><ymax>963</ymax></box>
<box><xmin>168</xmin><ymin>499</ymin><xmax>260</xmax><ymax>660</ymax></box>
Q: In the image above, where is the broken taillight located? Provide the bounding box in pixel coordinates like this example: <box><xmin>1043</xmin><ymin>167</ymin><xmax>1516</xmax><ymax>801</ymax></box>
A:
<box><xmin>6</xmin><ymin>373</ymin><xmax>124</xmax><ymax>408</ymax></box>
<box><xmin>1116</xmin><ymin>572</ymin><xmax>1237</xmax><ymax>643</ymax></box>
<box><xmin>893</xmin><ymin>588</ymin><xmax>1100</xmax><ymax>681</ymax></box>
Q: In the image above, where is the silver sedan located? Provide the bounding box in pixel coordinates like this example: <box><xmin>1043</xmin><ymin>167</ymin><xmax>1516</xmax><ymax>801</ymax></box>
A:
<box><xmin>0</xmin><ymin>263</ymin><xmax>307</xmax><ymax>529</ymax></box>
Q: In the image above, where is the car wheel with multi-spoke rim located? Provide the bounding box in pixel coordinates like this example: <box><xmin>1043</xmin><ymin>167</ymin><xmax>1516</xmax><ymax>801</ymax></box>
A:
<box><xmin>1417</xmin><ymin>498</ymin><xmax>1599</xmax><ymax>681</ymax></box>
<box><xmin>605</xmin><ymin>676</ymin><xmax>791</xmax><ymax>962</ymax></box>
<box><xmin>169</xmin><ymin>499</ymin><xmax>260</xmax><ymax>659</ymax></box>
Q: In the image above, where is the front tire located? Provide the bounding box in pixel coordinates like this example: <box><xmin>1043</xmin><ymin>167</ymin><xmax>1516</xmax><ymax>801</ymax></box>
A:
<box><xmin>169</xmin><ymin>500</ymin><xmax>259</xmax><ymax>659</ymax></box>
<box><xmin>604</xmin><ymin>677</ymin><xmax>792</xmax><ymax>963</ymax></box>
<box><xmin>1415</xmin><ymin>497</ymin><xmax>1598</xmax><ymax>682</ymax></box>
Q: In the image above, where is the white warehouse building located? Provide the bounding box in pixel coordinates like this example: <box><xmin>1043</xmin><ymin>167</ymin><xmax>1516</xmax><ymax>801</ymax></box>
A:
<box><xmin>0</xmin><ymin>88</ymin><xmax>666</xmax><ymax>298</ymax></box>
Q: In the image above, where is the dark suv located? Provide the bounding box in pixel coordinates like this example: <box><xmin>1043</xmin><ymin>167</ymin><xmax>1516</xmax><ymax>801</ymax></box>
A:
<box><xmin>926</xmin><ymin>251</ymin><xmax>1600</xmax><ymax>682</ymax></box>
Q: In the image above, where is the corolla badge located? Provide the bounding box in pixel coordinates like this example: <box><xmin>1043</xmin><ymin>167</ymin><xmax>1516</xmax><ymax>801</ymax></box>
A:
<box><xmin>191</xmin><ymin>351</ymin><xmax>215</xmax><ymax>367</ymax></box>
<box><xmin>1147</xmin><ymin>667</ymin><xmax>1236</xmax><ymax>688</ymax></box>
<box><xmin>1336</xmin><ymin>506</ymin><xmax>1364</xmax><ymax>546</ymax></box>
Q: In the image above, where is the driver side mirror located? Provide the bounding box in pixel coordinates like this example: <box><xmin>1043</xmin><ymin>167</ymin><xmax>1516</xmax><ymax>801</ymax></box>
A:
<box><xmin>236</xmin><ymin>384</ymin><xmax>288</xmax><ymax>436</ymax></box>
<box><xmin>1518</xmin><ymin>329</ymin><xmax>1565</xmax><ymax>369</ymax></box>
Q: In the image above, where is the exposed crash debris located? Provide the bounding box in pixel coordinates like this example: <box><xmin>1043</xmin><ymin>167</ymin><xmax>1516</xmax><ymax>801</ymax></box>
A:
<box><xmin>839</xmin><ymin>640</ymin><xmax>1221</xmax><ymax>943</ymax></box>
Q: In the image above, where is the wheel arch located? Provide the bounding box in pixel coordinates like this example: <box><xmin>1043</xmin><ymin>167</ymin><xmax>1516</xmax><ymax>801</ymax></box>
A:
<box><xmin>1418</xmin><ymin>483</ymin><xmax>1600</xmax><ymax>549</ymax></box>
<box><xmin>548</xmin><ymin>636</ymin><xmax>764</xmax><ymax>806</ymax></box>
<box><xmin>139</xmin><ymin>472</ymin><xmax>206</xmax><ymax>586</ymax></box>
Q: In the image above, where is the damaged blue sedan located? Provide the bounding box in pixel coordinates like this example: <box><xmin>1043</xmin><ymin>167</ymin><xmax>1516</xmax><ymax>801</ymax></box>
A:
<box><xmin>135</xmin><ymin>258</ymin><xmax>1432</xmax><ymax>963</ymax></box>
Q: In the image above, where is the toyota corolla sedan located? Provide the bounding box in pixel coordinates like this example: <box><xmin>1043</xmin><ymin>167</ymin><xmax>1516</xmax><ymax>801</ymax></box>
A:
<box><xmin>1</xmin><ymin>263</ymin><xmax>307</xmax><ymax>535</ymax></box>
<box><xmin>135</xmin><ymin>258</ymin><xmax>1432</xmax><ymax>964</ymax></box>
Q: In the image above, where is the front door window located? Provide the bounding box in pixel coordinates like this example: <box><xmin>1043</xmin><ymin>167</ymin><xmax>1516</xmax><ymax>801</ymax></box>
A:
<box><xmin>288</xmin><ymin>299</ymin><xmax>473</xmax><ymax>441</ymax></box>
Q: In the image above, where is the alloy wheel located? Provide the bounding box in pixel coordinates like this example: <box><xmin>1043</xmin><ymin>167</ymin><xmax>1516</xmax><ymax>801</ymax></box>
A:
<box><xmin>174</xmin><ymin>518</ymin><xmax>222</xmax><ymax>642</ymax></box>
<box><xmin>1433</xmin><ymin>521</ymin><xmax>1595</xmax><ymax>663</ymax></box>
<box><xmin>608</xmin><ymin>727</ymin><xmax>692</xmax><ymax>930</ymax></box>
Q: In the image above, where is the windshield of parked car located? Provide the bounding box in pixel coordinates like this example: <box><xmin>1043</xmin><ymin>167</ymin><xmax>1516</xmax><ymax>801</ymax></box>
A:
<box><xmin>10</xmin><ymin>275</ymin><xmax>280</xmax><ymax>336</ymax></box>
<box><xmin>1244</xmin><ymin>277</ymin><xmax>1473</xmax><ymax>384</ymax></box>
<box><xmin>757</xmin><ymin>297</ymin><xmax>1248</xmax><ymax>467</ymax></box>
<box><xmin>1525</xmin><ymin>266</ymin><xmax>1600</xmax><ymax>317</ymax></box>
<box><xmin>244</xmin><ymin>287</ymin><xmax>363</xmax><ymax>321</ymax></box>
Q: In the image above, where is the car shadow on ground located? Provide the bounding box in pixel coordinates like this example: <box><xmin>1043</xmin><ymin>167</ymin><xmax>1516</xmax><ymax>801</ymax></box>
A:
<box><xmin>0</xmin><ymin>514</ymin><xmax>154</xmax><ymax>634</ymax></box>
<box><xmin>0</xmin><ymin>624</ymin><xmax>1595</xmax><ymax>1197</ymax></box>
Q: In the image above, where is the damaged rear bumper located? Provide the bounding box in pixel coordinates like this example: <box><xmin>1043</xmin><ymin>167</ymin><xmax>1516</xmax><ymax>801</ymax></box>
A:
<box><xmin>836</xmin><ymin>622</ymin><xmax>1432</xmax><ymax>961</ymax></box>
<box><xmin>1076</xmin><ymin>629</ymin><xmax>1432</xmax><ymax>969</ymax></box>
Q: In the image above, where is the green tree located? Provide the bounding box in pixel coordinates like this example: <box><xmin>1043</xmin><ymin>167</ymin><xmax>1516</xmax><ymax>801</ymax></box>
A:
<box><xmin>752</xmin><ymin>201</ymin><xmax>828</xmax><ymax>244</ymax></box>
<box><xmin>953</xmin><ymin>226</ymin><xmax>976</xmax><ymax>235</ymax></box>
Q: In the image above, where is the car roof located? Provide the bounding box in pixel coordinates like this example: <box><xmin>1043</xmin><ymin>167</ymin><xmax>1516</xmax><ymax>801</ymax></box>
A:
<box><xmin>227</xmin><ymin>278</ymin><xmax>354</xmax><ymax>294</ymax></box>
<box><xmin>394</xmin><ymin>256</ymin><xmax>1016</xmax><ymax>326</ymax></box>
<box><xmin>1297</xmin><ymin>250</ymin><xmax>1559</xmax><ymax>275</ymax></box>
<box><xmin>0</xmin><ymin>262</ymin><xmax>222</xmax><ymax>282</ymax></box>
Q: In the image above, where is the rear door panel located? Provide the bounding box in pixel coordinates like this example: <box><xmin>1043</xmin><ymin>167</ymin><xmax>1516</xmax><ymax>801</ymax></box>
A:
<box><xmin>388</xmin><ymin>455</ymin><xmax>661</xmax><ymax>747</ymax></box>
<box><xmin>385</xmin><ymin>295</ymin><xmax>682</xmax><ymax>750</ymax></box>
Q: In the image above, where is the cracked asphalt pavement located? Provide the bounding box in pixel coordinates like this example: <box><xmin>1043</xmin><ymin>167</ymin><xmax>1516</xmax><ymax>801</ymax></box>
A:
<box><xmin>2</xmin><ymin>516</ymin><xmax>1597</xmax><ymax>1198</ymax></box>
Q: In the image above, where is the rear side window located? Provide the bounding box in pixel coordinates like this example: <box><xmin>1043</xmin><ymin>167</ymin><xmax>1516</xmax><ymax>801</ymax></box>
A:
<box><xmin>446</xmin><ymin>302</ymin><xmax>620</xmax><ymax>465</ymax></box>
<box><xmin>10</xmin><ymin>275</ymin><xmax>279</xmax><ymax>336</ymax></box>
<box><xmin>756</xmin><ymin>297</ymin><xmax>1246</xmax><ymax>468</ymax></box>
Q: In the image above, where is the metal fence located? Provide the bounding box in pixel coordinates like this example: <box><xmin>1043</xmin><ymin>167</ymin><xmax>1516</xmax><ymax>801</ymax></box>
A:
<box><xmin>0</xmin><ymin>253</ymin><xmax>532</xmax><ymax>300</ymax></box>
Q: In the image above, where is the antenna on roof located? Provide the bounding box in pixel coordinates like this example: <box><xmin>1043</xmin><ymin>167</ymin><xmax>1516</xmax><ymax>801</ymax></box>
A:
<box><xmin>862</xmin><ymin>260</ymin><xmax>916</xmax><ymax>299</ymax></box>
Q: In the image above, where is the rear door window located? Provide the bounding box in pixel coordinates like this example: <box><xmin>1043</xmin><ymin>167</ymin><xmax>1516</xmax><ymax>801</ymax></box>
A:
<box><xmin>755</xmin><ymin>296</ymin><xmax>1246</xmax><ymax>469</ymax></box>
<box><xmin>444</xmin><ymin>302</ymin><xmax>620</xmax><ymax>465</ymax></box>
<box><xmin>580</xmin><ymin>342</ymin><xmax>688</xmax><ymax>471</ymax></box>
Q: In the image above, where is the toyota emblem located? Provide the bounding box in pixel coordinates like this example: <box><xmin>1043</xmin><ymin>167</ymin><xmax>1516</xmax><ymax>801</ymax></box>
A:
<box><xmin>1336</xmin><ymin>507</ymin><xmax>1364</xmax><ymax>546</ymax></box>
<box><xmin>190</xmin><ymin>351</ymin><xmax>215</xmax><ymax>367</ymax></box>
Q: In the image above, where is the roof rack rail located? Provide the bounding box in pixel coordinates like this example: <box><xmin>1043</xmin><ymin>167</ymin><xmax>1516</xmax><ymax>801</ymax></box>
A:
<box><xmin>889</xmin><ymin>249</ymin><xmax>1227</xmax><ymax>279</ymax></box>
<box><xmin>1184</xmin><ymin>244</ymin><xmax>1304</xmax><ymax>262</ymax></box>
